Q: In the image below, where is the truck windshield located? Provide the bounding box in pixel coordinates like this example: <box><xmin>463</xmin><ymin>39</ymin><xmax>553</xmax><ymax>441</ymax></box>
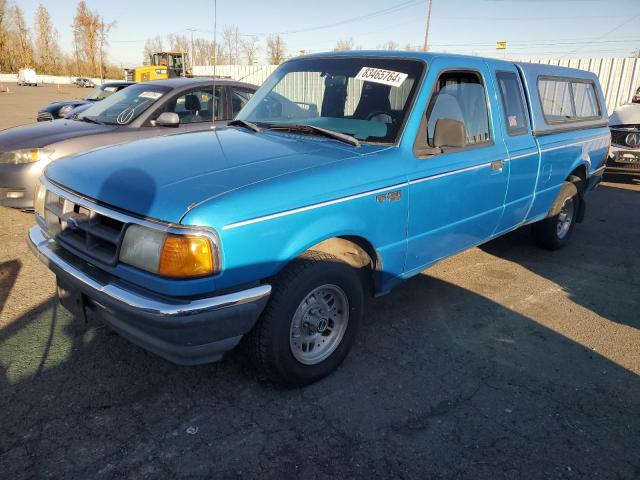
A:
<box><xmin>77</xmin><ymin>84</ymin><xmax>171</xmax><ymax>125</ymax></box>
<box><xmin>237</xmin><ymin>57</ymin><xmax>425</xmax><ymax>144</ymax></box>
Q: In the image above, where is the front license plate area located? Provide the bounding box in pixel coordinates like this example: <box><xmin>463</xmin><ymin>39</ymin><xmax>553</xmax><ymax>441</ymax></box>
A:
<box><xmin>617</xmin><ymin>152</ymin><xmax>640</xmax><ymax>163</ymax></box>
<box><xmin>57</xmin><ymin>277</ymin><xmax>87</xmax><ymax>321</ymax></box>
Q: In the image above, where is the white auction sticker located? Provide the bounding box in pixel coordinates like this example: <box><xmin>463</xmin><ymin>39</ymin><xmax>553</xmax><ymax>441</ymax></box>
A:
<box><xmin>139</xmin><ymin>91</ymin><xmax>163</xmax><ymax>100</ymax></box>
<box><xmin>355</xmin><ymin>67</ymin><xmax>407</xmax><ymax>87</ymax></box>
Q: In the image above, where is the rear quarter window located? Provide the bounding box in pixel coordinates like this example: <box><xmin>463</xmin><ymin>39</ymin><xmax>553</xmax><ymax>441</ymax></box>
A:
<box><xmin>496</xmin><ymin>71</ymin><xmax>529</xmax><ymax>135</ymax></box>
<box><xmin>537</xmin><ymin>76</ymin><xmax>601</xmax><ymax>124</ymax></box>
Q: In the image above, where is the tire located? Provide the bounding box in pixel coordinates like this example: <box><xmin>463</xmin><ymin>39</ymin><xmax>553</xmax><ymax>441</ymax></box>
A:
<box><xmin>532</xmin><ymin>181</ymin><xmax>579</xmax><ymax>250</ymax></box>
<box><xmin>246</xmin><ymin>251</ymin><xmax>364</xmax><ymax>387</ymax></box>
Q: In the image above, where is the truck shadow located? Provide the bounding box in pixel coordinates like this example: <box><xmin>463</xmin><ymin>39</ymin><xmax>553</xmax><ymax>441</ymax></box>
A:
<box><xmin>1</xmin><ymin>266</ymin><xmax>638</xmax><ymax>479</ymax></box>
<box><xmin>481</xmin><ymin>183</ymin><xmax>639</xmax><ymax>331</ymax></box>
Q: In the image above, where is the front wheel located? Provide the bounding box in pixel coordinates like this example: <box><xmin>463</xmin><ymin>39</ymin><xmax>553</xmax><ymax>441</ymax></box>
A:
<box><xmin>246</xmin><ymin>251</ymin><xmax>364</xmax><ymax>387</ymax></box>
<box><xmin>532</xmin><ymin>181</ymin><xmax>579</xmax><ymax>250</ymax></box>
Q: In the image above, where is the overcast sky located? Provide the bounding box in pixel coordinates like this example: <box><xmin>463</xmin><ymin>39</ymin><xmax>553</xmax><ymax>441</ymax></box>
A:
<box><xmin>15</xmin><ymin>0</ymin><xmax>640</xmax><ymax>66</ymax></box>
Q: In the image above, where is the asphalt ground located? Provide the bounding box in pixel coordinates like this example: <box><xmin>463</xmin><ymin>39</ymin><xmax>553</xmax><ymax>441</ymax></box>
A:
<box><xmin>0</xmin><ymin>82</ymin><xmax>85</xmax><ymax>128</ymax></box>
<box><xmin>1</xmin><ymin>84</ymin><xmax>639</xmax><ymax>479</ymax></box>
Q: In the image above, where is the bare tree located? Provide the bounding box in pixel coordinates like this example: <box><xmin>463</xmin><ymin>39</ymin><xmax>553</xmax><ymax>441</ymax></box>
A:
<box><xmin>377</xmin><ymin>41</ymin><xmax>399</xmax><ymax>51</ymax></box>
<box><xmin>97</xmin><ymin>16</ymin><xmax>116</xmax><ymax>81</ymax></box>
<box><xmin>167</xmin><ymin>33</ymin><xmax>189</xmax><ymax>53</ymax></box>
<box><xmin>10</xmin><ymin>4</ymin><xmax>34</xmax><ymax>68</ymax></box>
<box><xmin>34</xmin><ymin>4</ymin><xmax>60</xmax><ymax>73</ymax></box>
<box><xmin>221</xmin><ymin>25</ymin><xmax>241</xmax><ymax>64</ymax></box>
<box><xmin>242</xmin><ymin>36</ymin><xmax>260</xmax><ymax>64</ymax></box>
<box><xmin>0</xmin><ymin>0</ymin><xmax>10</xmax><ymax>72</ymax></box>
<box><xmin>143</xmin><ymin>35</ymin><xmax>164</xmax><ymax>64</ymax></box>
<box><xmin>633</xmin><ymin>48</ymin><xmax>640</xmax><ymax>58</ymax></box>
<box><xmin>333</xmin><ymin>38</ymin><xmax>354</xmax><ymax>52</ymax></box>
<box><xmin>266</xmin><ymin>34</ymin><xmax>287</xmax><ymax>65</ymax></box>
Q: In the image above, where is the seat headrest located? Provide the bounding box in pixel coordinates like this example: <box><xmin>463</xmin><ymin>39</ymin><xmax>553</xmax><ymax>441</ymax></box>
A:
<box><xmin>184</xmin><ymin>94</ymin><xmax>201</xmax><ymax>111</ymax></box>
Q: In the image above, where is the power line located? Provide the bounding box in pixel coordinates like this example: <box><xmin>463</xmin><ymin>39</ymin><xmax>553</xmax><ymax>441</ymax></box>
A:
<box><xmin>561</xmin><ymin>12</ymin><xmax>640</xmax><ymax>57</ymax></box>
<box><xmin>248</xmin><ymin>0</ymin><xmax>425</xmax><ymax>36</ymax></box>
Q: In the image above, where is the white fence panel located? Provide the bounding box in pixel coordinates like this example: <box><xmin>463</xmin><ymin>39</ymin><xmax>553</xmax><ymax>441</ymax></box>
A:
<box><xmin>0</xmin><ymin>73</ymin><xmax>119</xmax><ymax>85</ymax></box>
<box><xmin>193</xmin><ymin>65</ymin><xmax>277</xmax><ymax>86</ymax></box>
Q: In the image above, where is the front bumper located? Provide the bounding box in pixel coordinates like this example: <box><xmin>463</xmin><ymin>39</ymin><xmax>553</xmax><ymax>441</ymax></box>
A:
<box><xmin>28</xmin><ymin>225</ymin><xmax>271</xmax><ymax>365</ymax></box>
<box><xmin>606</xmin><ymin>147</ymin><xmax>640</xmax><ymax>175</ymax></box>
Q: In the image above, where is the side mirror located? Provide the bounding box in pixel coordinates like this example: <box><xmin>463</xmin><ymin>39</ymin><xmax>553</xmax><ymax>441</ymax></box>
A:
<box><xmin>415</xmin><ymin>118</ymin><xmax>467</xmax><ymax>157</ymax></box>
<box><xmin>433</xmin><ymin>118</ymin><xmax>466</xmax><ymax>149</ymax></box>
<box><xmin>155</xmin><ymin>112</ymin><xmax>180</xmax><ymax>127</ymax></box>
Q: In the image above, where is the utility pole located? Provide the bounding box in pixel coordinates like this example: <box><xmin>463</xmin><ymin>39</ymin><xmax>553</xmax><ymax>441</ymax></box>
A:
<box><xmin>186</xmin><ymin>27</ymin><xmax>197</xmax><ymax>72</ymax></box>
<box><xmin>422</xmin><ymin>0</ymin><xmax>433</xmax><ymax>51</ymax></box>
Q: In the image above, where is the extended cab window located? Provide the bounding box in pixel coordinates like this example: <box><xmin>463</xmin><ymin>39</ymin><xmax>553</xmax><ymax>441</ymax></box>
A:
<box><xmin>424</xmin><ymin>71</ymin><xmax>491</xmax><ymax>147</ymax></box>
<box><xmin>496</xmin><ymin>71</ymin><xmax>529</xmax><ymax>135</ymax></box>
<box><xmin>538</xmin><ymin>77</ymin><xmax>600</xmax><ymax>123</ymax></box>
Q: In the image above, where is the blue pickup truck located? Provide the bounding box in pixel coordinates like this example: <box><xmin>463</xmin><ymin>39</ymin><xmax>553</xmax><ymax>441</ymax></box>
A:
<box><xmin>29</xmin><ymin>52</ymin><xmax>610</xmax><ymax>386</ymax></box>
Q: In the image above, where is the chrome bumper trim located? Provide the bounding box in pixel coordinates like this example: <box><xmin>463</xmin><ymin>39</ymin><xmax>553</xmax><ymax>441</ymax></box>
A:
<box><xmin>28</xmin><ymin>225</ymin><xmax>271</xmax><ymax>318</ymax></box>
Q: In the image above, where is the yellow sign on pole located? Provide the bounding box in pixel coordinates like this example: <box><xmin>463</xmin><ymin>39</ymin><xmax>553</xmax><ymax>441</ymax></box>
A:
<box><xmin>496</xmin><ymin>41</ymin><xmax>507</xmax><ymax>50</ymax></box>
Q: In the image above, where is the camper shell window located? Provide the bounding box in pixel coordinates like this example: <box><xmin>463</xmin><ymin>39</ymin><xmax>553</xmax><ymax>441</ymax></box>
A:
<box><xmin>537</xmin><ymin>76</ymin><xmax>601</xmax><ymax>124</ymax></box>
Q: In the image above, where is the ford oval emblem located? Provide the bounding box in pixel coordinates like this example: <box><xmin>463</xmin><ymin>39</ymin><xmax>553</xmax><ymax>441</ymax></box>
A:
<box><xmin>66</xmin><ymin>217</ymin><xmax>79</xmax><ymax>230</ymax></box>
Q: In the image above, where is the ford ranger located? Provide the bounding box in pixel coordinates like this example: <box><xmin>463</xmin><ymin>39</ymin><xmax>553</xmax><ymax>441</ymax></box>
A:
<box><xmin>28</xmin><ymin>52</ymin><xmax>610</xmax><ymax>386</ymax></box>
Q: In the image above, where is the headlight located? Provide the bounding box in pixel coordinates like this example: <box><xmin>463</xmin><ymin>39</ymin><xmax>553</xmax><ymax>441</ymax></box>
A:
<box><xmin>34</xmin><ymin>181</ymin><xmax>46</xmax><ymax>218</ymax></box>
<box><xmin>119</xmin><ymin>224</ymin><xmax>217</xmax><ymax>278</ymax></box>
<box><xmin>58</xmin><ymin>105</ymin><xmax>74</xmax><ymax>117</ymax></box>
<box><xmin>0</xmin><ymin>148</ymin><xmax>54</xmax><ymax>165</ymax></box>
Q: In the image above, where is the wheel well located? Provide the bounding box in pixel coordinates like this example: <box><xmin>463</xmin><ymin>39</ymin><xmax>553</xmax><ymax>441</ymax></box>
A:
<box><xmin>306</xmin><ymin>236</ymin><xmax>380</xmax><ymax>294</ymax></box>
<box><xmin>567</xmin><ymin>164</ymin><xmax>587</xmax><ymax>222</ymax></box>
<box><xmin>568</xmin><ymin>164</ymin><xmax>587</xmax><ymax>192</ymax></box>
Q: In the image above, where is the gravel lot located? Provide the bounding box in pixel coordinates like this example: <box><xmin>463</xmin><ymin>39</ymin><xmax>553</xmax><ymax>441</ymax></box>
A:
<box><xmin>1</xmin><ymin>84</ymin><xmax>639</xmax><ymax>479</ymax></box>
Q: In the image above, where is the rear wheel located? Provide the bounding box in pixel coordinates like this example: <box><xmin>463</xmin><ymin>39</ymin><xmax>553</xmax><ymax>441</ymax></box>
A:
<box><xmin>532</xmin><ymin>181</ymin><xmax>579</xmax><ymax>250</ymax></box>
<box><xmin>246</xmin><ymin>251</ymin><xmax>364</xmax><ymax>387</ymax></box>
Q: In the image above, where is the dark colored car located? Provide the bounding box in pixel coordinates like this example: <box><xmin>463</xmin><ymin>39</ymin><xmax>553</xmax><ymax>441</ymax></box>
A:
<box><xmin>37</xmin><ymin>81</ymin><xmax>135</xmax><ymax>122</ymax></box>
<box><xmin>633</xmin><ymin>86</ymin><xmax>640</xmax><ymax>103</ymax></box>
<box><xmin>0</xmin><ymin>77</ymin><xmax>257</xmax><ymax>208</ymax></box>
<box><xmin>73</xmin><ymin>77</ymin><xmax>96</xmax><ymax>88</ymax></box>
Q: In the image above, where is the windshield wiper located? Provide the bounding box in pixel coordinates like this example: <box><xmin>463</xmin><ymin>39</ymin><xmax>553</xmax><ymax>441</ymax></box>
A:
<box><xmin>228</xmin><ymin>119</ymin><xmax>261</xmax><ymax>133</ymax></box>
<box><xmin>78</xmin><ymin>116</ymin><xmax>103</xmax><ymax>125</ymax></box>
<box><xmin>266</xmin><ymin>124</ymin><xmax>360</xmax><ymax>147</ymax></box>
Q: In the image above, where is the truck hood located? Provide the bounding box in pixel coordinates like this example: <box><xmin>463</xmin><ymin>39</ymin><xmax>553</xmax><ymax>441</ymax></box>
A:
<box><xmin>0</xmin><ymin>118</ymin><xmax>115</xmax><ymax>151</ymax></box>
<box><xmin>45</xmin><ymin>127</ymin><xmax>384</xmax><ymax>223</ymax></box>
<box><xmin>609</xmin><ymin>103</ymin><xmax>640</xmax><ymax>125</ymax></box>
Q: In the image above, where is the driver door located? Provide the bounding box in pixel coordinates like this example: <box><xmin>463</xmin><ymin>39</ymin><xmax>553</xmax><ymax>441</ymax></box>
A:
<box><xmin>405</xmin><ymin>59</ymin><xmax>509</xmax><ymax>273</ymax></box>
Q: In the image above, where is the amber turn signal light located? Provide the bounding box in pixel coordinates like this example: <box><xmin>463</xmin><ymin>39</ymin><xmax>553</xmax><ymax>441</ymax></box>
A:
<box><xmin>158</xmin><ymin>235</ymin><xmax>214</xmax><ymax>278</ymax></box>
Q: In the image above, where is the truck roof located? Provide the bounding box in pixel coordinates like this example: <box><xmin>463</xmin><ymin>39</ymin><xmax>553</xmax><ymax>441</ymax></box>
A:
<box><xmin>296</xmin><ymin>50</ymin><xmax>609</xmax><ymax>135</ymax></box>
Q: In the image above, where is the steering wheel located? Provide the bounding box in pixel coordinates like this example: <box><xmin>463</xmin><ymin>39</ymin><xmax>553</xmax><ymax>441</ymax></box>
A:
<box><xmin>366</xmin><ymin>111</ymin><xmax>396</xmax><ymax>126</ymax></box>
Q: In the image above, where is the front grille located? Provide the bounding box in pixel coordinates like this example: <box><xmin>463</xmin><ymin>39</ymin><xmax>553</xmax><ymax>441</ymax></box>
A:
<box><xmin>610</xmin><ymin>126</ymin><xmax>640</xmax><ymax>148</ymax></box>
<box><xmin>43</xmin><ymin>190</ymin><xmax>126</xmax><ymax>265</ymax></box>
<box><xmin>611</xmin><ymin>159</ymin><xmax>640</xmax><ymax>170</ymax></box>
<box><xmin>37</xmin><ymin>111</ymin><xmax>54</xmax><ymax>122</ymax></box>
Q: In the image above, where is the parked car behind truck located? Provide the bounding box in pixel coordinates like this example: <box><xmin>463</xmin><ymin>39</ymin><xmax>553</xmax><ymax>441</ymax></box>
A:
<box><xmin>37</xmin><ymin>81</ymin><xmax>135</xmax><ymax>121</ymax></box>
<box><xmin>607</xmin><ymin>102</ymin><xmax>640</xmax><ymax>175</ymax></box>
<box><xmin>0</xmin><ymin>77</ymin><xmax>257</xmax><ymax>208</ymax></box>
<box><xmin>28</xmin><ymin>52</ymin><xmax>609</xmax><ymax>386</ymax></box>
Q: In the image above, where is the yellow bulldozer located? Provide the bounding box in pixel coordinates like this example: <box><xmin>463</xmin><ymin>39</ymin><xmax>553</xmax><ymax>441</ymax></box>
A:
<box><xmin>125</xmin><ymin>51</ymin><xmax>191</xmax><ymax>82</ymax></box>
